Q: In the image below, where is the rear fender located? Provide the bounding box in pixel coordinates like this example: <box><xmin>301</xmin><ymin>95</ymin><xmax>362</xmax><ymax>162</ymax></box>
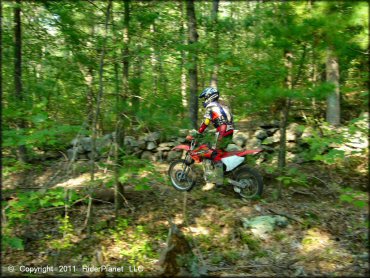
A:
<box><xmin>172</xmin><ymin>145</ymin><xmax>190</xmax><ymax>151</ymax></box>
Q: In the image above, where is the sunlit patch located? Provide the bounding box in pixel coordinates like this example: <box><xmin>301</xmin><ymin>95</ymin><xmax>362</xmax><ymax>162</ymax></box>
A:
<box><xmin>52</xmin><ymin>172</ymin><xmax>106</xmax><ymax>188</ymax></box>
<box><xmin>301</xmin><ymin>228</ymin><xmax>331</xmax><ymax>253</ymax></box>
<box><xmin>299</xmin><ymin>228</ymin><xmax>354</xmax><ymax>273</ymax></box>
<box><xmin>188</xmin><ymin>225</ymin><xmax>210</xmax><ymax>236</ymax></box>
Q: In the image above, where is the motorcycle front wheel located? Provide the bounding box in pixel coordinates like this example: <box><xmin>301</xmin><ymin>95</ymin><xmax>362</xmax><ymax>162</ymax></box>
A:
<box><xmin>168</xmin><ymin>159</ymin><xmax>196</xmax><ymax>191</ymax></box>
<box><xmin>232</xmin><ymin>165</ymin><xmax>263</xmax><ymax>199</ymax></box>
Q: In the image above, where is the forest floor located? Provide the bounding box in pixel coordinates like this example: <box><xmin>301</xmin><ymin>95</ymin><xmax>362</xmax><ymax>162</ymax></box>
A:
<box><xmin>2</xmin><ymin>155</ymin><xmax>369</xmax><ymax>277</ymax></box>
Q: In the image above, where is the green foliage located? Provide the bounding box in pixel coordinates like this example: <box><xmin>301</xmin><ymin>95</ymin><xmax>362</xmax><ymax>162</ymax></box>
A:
<box><xmin>277</xmin><ymin>167</ymin><xmax>309</xmax><ymax>187</ymax></box>
<box><xmin>49</xmin><ymin>215</ymin><xmax>75</xmax><ymax>250</ymax></box>
<box><xmin>118</xmin><ymin>156</ymin><xmax>167</xmax><ymax>190</ymax></box>
<box><xmin>2</xmin><ymin>188</ymin><xmax>82</xmax><ymax>251</ymax></box>
<box><xmin>240</xmin><ymin>233</ymin><xmax>261</xmax><ymax>252</ymax></box>
<box><xmin>339</xmin><ymin>187</ymin><xmax>367</xmax><ymax>209</ymax></box>
<box><xmin>2</xmin><ymin>235</ymin><xmax>24</xmax><ymax>251</ymax></box>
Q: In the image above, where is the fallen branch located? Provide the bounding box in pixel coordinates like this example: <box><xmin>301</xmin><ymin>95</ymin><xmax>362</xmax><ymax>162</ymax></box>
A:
<box><xmin>267</xmin><ymin>208</ymin><xmax>304</xmax><ymax>225</ymax></box>
<box><xmin>289</xmin><ymin>187</ymin><xmax>316</xmax><ymax>196</ymax></box>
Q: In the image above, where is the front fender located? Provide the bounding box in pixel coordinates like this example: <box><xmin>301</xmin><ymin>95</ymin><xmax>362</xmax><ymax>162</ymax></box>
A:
<box><xmin>172</xmin><ymin>145</ymin><xmax>190</xmax><ymax>151</ymax></box>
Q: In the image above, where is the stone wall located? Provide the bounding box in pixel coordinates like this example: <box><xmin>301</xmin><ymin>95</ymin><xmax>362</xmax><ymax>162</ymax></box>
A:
<box><xmin>66</xmin><ymin>116</ymin><xmax>368</xmax><ymax>163</ymax></box>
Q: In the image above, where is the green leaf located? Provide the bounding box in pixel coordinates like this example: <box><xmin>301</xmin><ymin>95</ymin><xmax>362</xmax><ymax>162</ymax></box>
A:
<box><xmin>134</xmin><ymin>184</ymin><xmax>151</xmax><ymax>191</ymax></box>
<box><xmin>353</xmin><ymin>200</ymin><xmax>366</xmax><ymax>208</ymax></box>
<box><xmin>8</xmin><ymin>237</ymin><xmax>24</xmax><ymax>250</ymax></box>
<box><xmin>339</xmin><ymin>194</ymin><xmax>353</xmax><ymax>203</ymax></box>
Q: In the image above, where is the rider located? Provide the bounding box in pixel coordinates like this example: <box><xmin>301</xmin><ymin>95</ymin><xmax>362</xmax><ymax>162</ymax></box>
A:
<box><xmin>196</xmin><ymin>87</ymin><xmax>234</xmax><ymax>190</ymax></box>
<box><xmin>197</xmin><ymin>87</ymin><xmax>234</xmax><ymax>155</ymax></box>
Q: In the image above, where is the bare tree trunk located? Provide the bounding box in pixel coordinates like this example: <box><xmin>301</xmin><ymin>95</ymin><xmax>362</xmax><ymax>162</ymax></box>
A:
<box><xmin>114</xmin><ymin>0</ymin><xmax>131</xmax><ymax>212</ymax></box>
<box><xmin>325</xmin><ymin>48</ymin><xmax>340</xmax><ymax>126</ymax></box>
<box><xmin>84</xmin><ymin>0</ymin><xmax>112</xmax><ymax>235</ymax></box>
<box><xmin>132</xmin><ymin>52</ymin><xmax>142</xmax><ymax>113</ymax></box>
<box><xmin>122</xmin><ymin>0</ymin><xmax>130</xmax><ymax>105</ymax></box>
<box><xmin>186</xmin><ymin>0</ymin><xmax>199</xmax><ymax>129</ymax></box>
<box><xmin>110</xmin><ymin>2</ymin><xmax>125</xmax><ymax>216</ymax></box>
<box><xmin>14</xmin><ymin>0</ymin><xmax>27</xmax><ymax>163</ymax></box>
<box><xmin>180</xmin><ymin>2</ymin><xmax>187</xmax><ymax>109</ymax></box>
<box><xmin>210</xmin><ymin>0</ymin><xmax>219</xmax><ymax>88</ymax></box>
<box><xmin>150</xmin><ymin>22</ymin><xmax>158</xmax><ymax>95</ymax></box>
<box><xmin>277</xmin><ymin>50</ymin><xmax>293</xmax><ymax>199</ymax></box>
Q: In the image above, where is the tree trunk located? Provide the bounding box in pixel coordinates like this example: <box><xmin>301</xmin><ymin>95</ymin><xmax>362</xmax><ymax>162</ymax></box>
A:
<box><xmin>186</xmin><ymin>0</ymin><xmax>199</xmax><ymax>129</ymax></box>
<box><xmin>114</xmin><ymin>0</ymin><xmax>131</xmax><ymax>212</ymax></box>
<box><xmin>277</xmin><ymin>50</ymin><xmax>293</xmax><ymax>199</ymax></box>
<box><xmin>132</xmin><ymin>39</ymin><xmax>142</xmax><ymax>115</ymax></box>
<box><xmin>180</xmin><ymin>2</ymin><xmax>187</xmax><ymax>109</ymax></box>
<box><xmin>14</xmin><ymin>0</ymin><xmax>27</xmax><ymax>163</ymax></box>
<box><xmin>210</xmin><ymin>0</ymin><xmax>219</xmax><ymax>88</ymax></box>
<box><xmin>84</xmin><ymin>0</ymin><xmax>112</xmax><ymax>235</ymax></box>
<box><xmin>150</xmin><ymin>22</ymin><xmax>158</xmax><ymax>95</ymax></box>
<box><xmin>325</xmin><ymin>48</ymin><xmax>340</xmax><ymax>126</ymax></box>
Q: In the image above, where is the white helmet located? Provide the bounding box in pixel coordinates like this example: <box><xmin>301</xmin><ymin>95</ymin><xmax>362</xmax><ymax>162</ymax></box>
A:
<box><xmin>199</xmin><ymin>87</ymin><xmax>219</xmax><ymax>108</ymax></box>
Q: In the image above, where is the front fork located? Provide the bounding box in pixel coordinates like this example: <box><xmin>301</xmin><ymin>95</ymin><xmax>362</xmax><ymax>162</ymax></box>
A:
<box><xmin>180</xmin><ymin>152</ymin><xmax>192</xmax><ymax>180</ymax></box>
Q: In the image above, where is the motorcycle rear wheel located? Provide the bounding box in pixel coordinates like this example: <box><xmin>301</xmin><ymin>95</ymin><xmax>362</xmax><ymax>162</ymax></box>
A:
<box><xmin>232</xmin><ymin>165</ymin><xmax>263</xmax><ymax>199</ymax></box>
<box><xmin>168</xmin><ymin>159</ymin><xmax>196</xmax><ymax>191</ymax></box>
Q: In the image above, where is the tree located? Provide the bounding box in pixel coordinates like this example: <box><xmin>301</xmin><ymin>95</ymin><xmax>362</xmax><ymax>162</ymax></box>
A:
<box><xmin>210</xmin><ymin>0</ymin><xmax>220</xmax><ymax>88</ymax></box>
<box><xmin>186</xmin><ymin>0</ymin><xmax>199</xmax><ymax>129</ymax></box>
<box><xmin>14</xmin><ymin>0</ymin><xmax>27</xmax><ymax>163</ymax></box>
<box><xmin>325</xmin><ymin>47</ymin><xmax>340</xmax><ymax>126</ymax></box>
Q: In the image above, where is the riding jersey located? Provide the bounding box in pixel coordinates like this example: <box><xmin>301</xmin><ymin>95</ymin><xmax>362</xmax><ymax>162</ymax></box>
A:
<box><xmin>198</xmin><ymin>101</ymin><xmax>234</xmax><ymax>139</ymax></box>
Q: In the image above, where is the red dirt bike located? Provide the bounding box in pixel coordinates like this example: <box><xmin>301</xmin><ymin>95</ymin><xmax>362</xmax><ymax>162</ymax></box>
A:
<box><xmin>168</xmin><ymin>135</ymin><xmax>264</xmax><ymax>199</ymax></box>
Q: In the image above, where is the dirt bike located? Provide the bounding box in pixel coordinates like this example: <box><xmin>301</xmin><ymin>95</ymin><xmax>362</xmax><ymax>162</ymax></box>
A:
<box><xmin>168</xmin><ymin>134</ymin><xmax>264</xmax><ymax>199</ymax></box>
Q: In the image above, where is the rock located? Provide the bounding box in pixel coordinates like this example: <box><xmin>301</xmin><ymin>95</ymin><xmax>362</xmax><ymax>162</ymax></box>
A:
<box><xmin>242</xmin><ymin>215</ymin><xmax>288</xmax><ymax>239</ymax></box>
<box><xmin>138</xmin><ymin>140</ymin><xmax>146</xmax><ymax>150</ymax></box>
<box><xmin>254</xmin><ymin>129</ymin><xmax>268</xmax><ymax>140</ymax></box>
<box><xmin>87</xmin><ymin>151</ymin><xmax>99</xmax><ymax>160</ymax></box>
<box><xmin>146</xmin><ymin>132</ymin><xmax>161</xmax><ymax>142</ymax></box>
<box><xmin>157</xmin><ymin>142</ymin><xmax>175</xmax><ymax>151</ymax></box>
<box><xmin>232</xmin><ymin>131</ymin><xmax>249</xmax><ymax>147</ymax></box>
<box><xmin>159</xmin><ymin>142</ymin><xmax>176</xmax><ymax>148</ymax></box>
<box><xmin>345</xmin><ymin>132</ymin><xmax>368</xmax><ymax>149</ymax></box>
<box><xmin>266</xmin><ymin>128</ymin><xmax>279</xmax><ymax>136</ymax></box>
<box><xmin>124</xmin><ymin>136</ymin><xmax>137</xmax><ymax>147</ymax></box>
<box><xmin>147</xmin><ymin>141</ymin><xmax>157</xmax><ymax>150</ymax></box>
<box><xmin>138</xmin><ymin>135</ymin><xmax>147</xmax><ymax>141</ymax></box>
<box><xmin>245</xmin><ymin>138</ymin><xmax>261</xmax><ymax>149</ymax></box>
<box><xmin>225</xmin><ymin>144</ymin><xmax>242</xmax><ymax>152</ymax></box>
<box><xmin>80</xmin><ymin>137</ymin><xmax>92</xmax><ymax>152</ymax></box>
<box><xmin>96</xmin><ymin>133</ymin><xmax>113</xmax><ymax>152</ymax></box>
<box><xmin>154</xmin><ymin>151</ymin><xmax>164</xmax><ymax>161</ymax></box>
<box><xmin>355</xmin><ymin>112</ymin><xmax>368</xmax><ymax>129</ymax></box>
<box><xmin>262</xmin><ymin>131</ymin><xmax>280</xmax><ymax>145</ymax></box>
<box><xmin>286</xmin><ymin>123</ymin><xmax>303</xmax><ymax>141</ymax></box>
<box><xmin>259</xmin><ymin>120</ymin><xmax>280</xmax><ymax>129</ymax></box>
<box><xmin>141</xmin><ymin>151</ymin><xmax>155</xmax><ymax>161</ymax></box>
<box><xmin>301</xmin><ymin>126</ymin><xmax>315</xmax><ymax>140</ymax></box>
<box><xmin>67</xmin><ymin>148</ymin><xmax>78</xmax><ymax>160</ymax></box>
<box><xmin>167</xmin><ymin>150</ymin><xmax>182</xmax><ymax>161</ymax></box>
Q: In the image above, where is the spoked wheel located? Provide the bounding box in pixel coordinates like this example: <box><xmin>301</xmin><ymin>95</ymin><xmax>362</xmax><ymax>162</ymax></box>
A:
<box><xmin>233</xmin><ymin>165</ymin><xmax>263</xmax><ymax>199</ymax></box>
<box><xmin>168</xmin><ymin>159</ymin><xmax>196</xmax><ymax>191</ymax></box>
